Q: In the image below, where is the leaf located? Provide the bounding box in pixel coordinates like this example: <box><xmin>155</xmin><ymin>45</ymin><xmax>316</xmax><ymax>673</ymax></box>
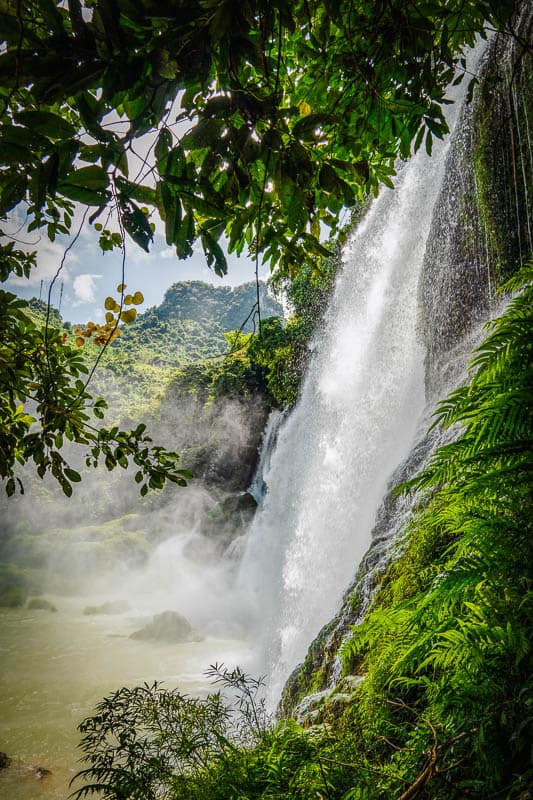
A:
<box><xmin>0</xmin><ymin>176</ymin><xmax>28</xmax><ymax>214</ymax></box>
<box><xmin>121</xmin><ymin>201</ymin><xmax>153</xmax><ymax>252</ymax></box>
<box><xmin>155</xmin><ymin>128</ymin><xmax>172</xmax><ymax>171</ymax></box>
<box><xmin>115</xmin><ymin>177</ymin><xmax>156</xmax><ymax>206</ymax></box>
<box><xmin>64</xmin><ymin>468</ymin><xmax>82</xmax><ymax>482</ymax></box>
<box><xmin>63</xmin><ymin>166</ymin><xmax>109</xmax><ymax>190</ymax></box>
<box><xmin>120</xmin><ymin>308</ymin><xmax>137</xmax><ymax>323</ymax></box>
<box><xmin>132</xmin><ymin>291</ymin><xmax>144</xmax><ymax>305</ymax></box>
<box><xmin>318</xmin><ymin>163</ymin><xmax>338</xmax><ymax>192</ymax></box>
<box><xmin>201</xmin><ymin>230</ymin><xmax>227</xmax><ymax>276</ymax></box>
<box><xmin>58</xmin><ymin>183</ymin><xmax>111</xmax><ymax>205</ymax></box>
<box><xmin>15</xmin><ymin>110</ymin><xmax>76</xmax><ymax>139</ymax></box>
<box><xmin>298</xmin><ymin>100</ymin><xmax>312</xmax><ymax>116</ymax></box>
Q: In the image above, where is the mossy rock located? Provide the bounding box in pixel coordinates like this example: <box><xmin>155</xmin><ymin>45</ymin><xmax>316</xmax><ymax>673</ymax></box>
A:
<box><xmin>83</xmin><ymin>600</ymin><xmax>129</xmax><ymax>616</ymax></box>
<box><xmin>130</xmin><ymin>610</ymin><xmax>201</xmax><ymax>643</ymax></box>
<box><xmin>27</xmin><ymin>597</ymin><xmax>57</xmax><ymax>612</ymax></box>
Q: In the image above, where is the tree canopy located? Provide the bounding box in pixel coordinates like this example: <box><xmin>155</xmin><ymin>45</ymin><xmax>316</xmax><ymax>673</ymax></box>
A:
<box><xmin>0</xmin><ymin>0</ymin><xmax>519</xmax><ymax>493</ymax></box>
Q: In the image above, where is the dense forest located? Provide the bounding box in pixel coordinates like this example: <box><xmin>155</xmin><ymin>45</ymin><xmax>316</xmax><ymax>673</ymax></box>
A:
<box><xmin>0</xmin><ymin>1</ymin><xmax>532</xmax><ymax>800</ymax></box>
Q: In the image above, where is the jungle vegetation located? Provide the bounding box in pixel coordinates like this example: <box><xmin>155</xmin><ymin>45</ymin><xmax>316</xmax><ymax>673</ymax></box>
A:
<box><xmin>0</xmin><ymin>0</ymin><xmax>519</xmax><ymax>494</ymax></box>
<box><xmin>1</xmin><ymin>3</ymin><xmax>531</xmax><ymax>798</ymax></box>
<box><xmin>72</xmin><ymin>264</ymin><xmax>533</xmax><ymax>799</ymax></box>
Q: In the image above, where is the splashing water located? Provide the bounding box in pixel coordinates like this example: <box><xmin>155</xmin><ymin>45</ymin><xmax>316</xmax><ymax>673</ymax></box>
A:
<box><xmin>239</xmin><ymin>44</ymin><xmax>488</xmax><ymax>708</ymax></box>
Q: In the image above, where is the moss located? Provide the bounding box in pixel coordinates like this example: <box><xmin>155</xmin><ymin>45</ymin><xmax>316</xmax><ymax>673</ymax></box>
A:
<box><xmin>0</xmin><ymin>587</ymin><xmax>27</xmax><ymax>607</ymax></box>
<box><xmin>471</xmin><ymin>30</ymin><xmax>533</xmax><ymax>287</ymax></box>
<box><xmin>27</xmin><ymin>597</ymin><xmax>57</xmax><ymax>612</ymax></box>
<box><xmin>376</xmin><ymin>498</ymin><xmax>457</xmax><ymax>607</ymax></box>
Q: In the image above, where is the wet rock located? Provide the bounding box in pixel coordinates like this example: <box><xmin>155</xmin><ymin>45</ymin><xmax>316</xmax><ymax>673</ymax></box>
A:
<box><xmin>293</xmin><ymin>690</ymin><xmax>329</xmax><ymax>725</ymax></box>
<box><xmin>35</xmin><ymin>767</ymin><xmax>52</xmax><ymax>779</ymax></box>
<box><xmin>27</xmin><ymin>598</ymin><xmax>57</xmax><ymax>612</ymax></box>
<box><xmin>130</xmin><ymin>610</ymin><xmax>200</xmax><ymax>643</ymax></box>
<box><xmin>83</xmin><ymin>600</ymin><xmax>129</xmax><ymax>615</ymax></box>
<box><xmin>0</xmin><ymin>752</ymin><xmax>11</xmax><ymax>770</ymax></box>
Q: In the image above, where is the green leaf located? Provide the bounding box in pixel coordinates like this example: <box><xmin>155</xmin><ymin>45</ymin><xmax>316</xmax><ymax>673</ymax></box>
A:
<box><xmin>57</xmin><ymin>184</ymin><xmax>111</xmax><ymax>205</ymax></box>
<box><xmin>115</xmin><ymin>177</ymin><xmax>156</xmax><ymax>206</ymax></box>
<box><xmin>16</xmin><ymin>110</ymin><xmax>76</xmax><ymax>140</ymax></box>
<box><xmin>64</xmin><ymin>468</ymin><xmax>82</xmax><ymax>482</ymax></box>
<box><xmin>62</xmin><ymin>166</ymin><xmax>109</xmax><ymax>190</ymax></box>
<box><xmin>201</xmin><ymin>230</ymin><xmax>227</xmax><ymax>276</ymax></box>
<box><xmin>121</xmin><ymin>200</ymin><xmax>153</xmax><ymax>252</ymax></box>
<box><xmin>155</xmin><ymin>128</ymin><xmax>172</xmax><ymax>171</ymax></box>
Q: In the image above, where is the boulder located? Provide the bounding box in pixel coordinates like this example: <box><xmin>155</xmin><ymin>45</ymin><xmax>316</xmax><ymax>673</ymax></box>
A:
<box><xmin>130</xmin><ymin>610</ymin><xmax>199</xmax><ymax>643</ymax></box>
<box><xmin>35</xmin><ymin>767</ymin><xmax>52</xmax><ymax>780</ymax></box>
<box><xmin>27</xmin><ymin>598</ymin><xmax>57</xmax><ymax>612</ymax></box>
<box><xmin>83</xmin><ymin>600</ymin><xmax>129</xmax><ymax>615</ymax></box>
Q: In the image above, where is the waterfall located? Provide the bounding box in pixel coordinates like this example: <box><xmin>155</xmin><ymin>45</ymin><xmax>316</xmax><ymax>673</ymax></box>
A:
<box><xmin>239</xmin><ymin>42</ymin><xmax>489</xmax><ymax>708</ymax></box>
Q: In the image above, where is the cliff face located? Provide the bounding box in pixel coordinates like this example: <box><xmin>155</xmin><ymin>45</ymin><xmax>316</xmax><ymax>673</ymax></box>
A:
<box><xmin>279</xmin><ymin>11</ymin><xmax>533</xmax><ymax>718</ymax></box>
<box><xmin>421</xmin><ymin>6</ymin><xmax>533</xmax><ymax>398</ymax></box>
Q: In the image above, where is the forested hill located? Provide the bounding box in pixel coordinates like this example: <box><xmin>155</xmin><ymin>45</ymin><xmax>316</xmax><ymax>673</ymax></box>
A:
<box><xmin>30</xmin><ymin>281</ymin><xmax>283</xmax><ymax>418</ymax></box>
<box><xmin>117</xmin><ymin>280</ymin><xmax>282</xmax><ymax>368</ymax></box>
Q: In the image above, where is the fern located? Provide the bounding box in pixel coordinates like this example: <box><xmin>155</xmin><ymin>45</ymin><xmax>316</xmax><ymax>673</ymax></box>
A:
<box><xmin>341</xmin><ymin>264</ymin><xmax>533</xmax><ymax>799</ymax></box>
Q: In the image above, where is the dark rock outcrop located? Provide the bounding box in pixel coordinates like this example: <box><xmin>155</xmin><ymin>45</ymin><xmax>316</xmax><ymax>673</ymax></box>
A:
<box><xmin>130</xmin><ymin>610</ymin><xmax>200</xmax><ymax>643</ymax></box>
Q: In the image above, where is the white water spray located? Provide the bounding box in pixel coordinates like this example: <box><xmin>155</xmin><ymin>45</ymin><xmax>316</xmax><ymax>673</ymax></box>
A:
<box><xmin>239</xmin><ymin>47</ymin><xmax>487</xmax><ymax>708</ymax></box>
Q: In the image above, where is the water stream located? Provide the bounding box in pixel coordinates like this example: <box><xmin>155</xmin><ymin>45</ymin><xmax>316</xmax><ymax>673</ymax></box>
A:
<box><xmin>0</xmin><ymin>600</ymin><xmax>252</xmax><ymax>800</ymax></box>
<box><xmin>239</xmin><ymin>41</ymin><xmax>488</xmax><ymax>708</ymax></box>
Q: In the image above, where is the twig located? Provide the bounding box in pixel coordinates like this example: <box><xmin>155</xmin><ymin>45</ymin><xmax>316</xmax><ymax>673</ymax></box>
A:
<box><xmin>44</xmin><ymin>209</ymin><xmax>89</xmax><ymax>401</ymax></box>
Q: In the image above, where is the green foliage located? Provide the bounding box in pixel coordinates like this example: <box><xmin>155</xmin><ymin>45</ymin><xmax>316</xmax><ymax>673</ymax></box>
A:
<box><xmin>263</xmin><ymin>258</ymin><xmax>338</xmax><ymax>406</ymax></box>
<box><xmin>0</xmin><ymin>1</ymin><xmax>515</xmax><ymax>278</ymax></box>
<box><xmin>184</xmin><ymin>258</ymin><xmax>338</xmax><ymax>410</ymax></box>
<box><xmin>88</xmin><ymin>280</ymin><xmax>282</xmax><ymax>418</ymax></box>
<box><xmin>0</xmin><ymin>0</ymin><xmax>518</xmax><ymax>494</ymax></box>
<box><xmin>0</xmin><ymin>290</ymin><xmax>189</xmax><ymax>495</ymax></box>
<box><xmin>73</xmin><ymin>265</ymin><xmax>532</xmax><ymax>799</ymax></box>
<box><xmin>0</xmin><ymin>0</ymin><xmax>512</xmax><ymax>274</ymax></box>
<box><xmin>340</xmin><ymin>263</ymin><xmax>533</xmax><ymax>798</ymax></box>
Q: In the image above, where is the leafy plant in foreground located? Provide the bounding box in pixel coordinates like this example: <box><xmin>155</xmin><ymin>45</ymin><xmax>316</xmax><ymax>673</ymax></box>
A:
<box><xmin>340</xmin><ymin>262</ymin><xmax>533</xmax><ymax>798</ymax></box>
<box><xmin>0</xmin><ymin>290</ymin><xmax>191</xmax><ymax>496</ymax></box>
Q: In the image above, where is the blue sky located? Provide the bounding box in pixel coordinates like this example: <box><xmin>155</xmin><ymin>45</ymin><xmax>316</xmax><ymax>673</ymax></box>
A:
<box><xmin>4</xmin><ymin>109</ymin><xmax>267</xmax><ymax>324</ymax></box>
<box><xmin>5</xmin><ymin>216</ymin><xmax>265</xmax><ymax>324</ymax></box>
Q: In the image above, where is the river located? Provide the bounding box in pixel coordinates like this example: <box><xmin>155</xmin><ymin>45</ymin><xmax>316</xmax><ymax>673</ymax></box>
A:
<box><xmin>0</xmin><ymin>599</ymin><xmax>251</xmax><ymax>799</ymax></box>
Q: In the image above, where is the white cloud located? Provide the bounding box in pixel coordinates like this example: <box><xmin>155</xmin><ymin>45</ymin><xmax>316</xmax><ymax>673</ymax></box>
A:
<box><xmin>73</xmin><ymin>273</ymin><xmax>102</xmax><ymax>304</ymax></box>
<box><xmin>160</xmin><ymin>247</ymin><xmax>176</xmax><ymax>260</ymax></box>
<box><xmin>6</xmin><ymin>237</ymin><xmax>78</xmax><ymax>287</ymax></box>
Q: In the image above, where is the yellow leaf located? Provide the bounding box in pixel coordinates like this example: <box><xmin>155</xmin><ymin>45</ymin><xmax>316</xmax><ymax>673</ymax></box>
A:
<box><xmin>298</xmin><ymin>101</ymin><xmax>312</xmax><ymax>116</ymax></box>
<box><xmin>124</xmin><ymin>294</ymin><xmax>133</xmax><ymax>305</ymax></box>
<box><xmin>75</xmin><ymin>337</ymin><xmax>85</xmax><ymax>347</ymax></box>
<box><xmin>120</xmin><ymin>308</ymin><xmax>137</xmax><ymax>323</ymax></box>
<box><xmin>117</xmin><ymin>283</ymin><xmax>126</xmax><ymax>292</ymax></box>
<box><xmin>105</xmin><ymin>311</ymin><xmax>114</xmax><ymax>323</ymax></box>
<box><xmin>132</xmin><ymin>291</ymin><xmax>144</xmax><ymax>305</ymax></box>
<box><xmin>104</xmin><ymin>296</ymin><xmax>116</xmax><ymax>310</ymax></box>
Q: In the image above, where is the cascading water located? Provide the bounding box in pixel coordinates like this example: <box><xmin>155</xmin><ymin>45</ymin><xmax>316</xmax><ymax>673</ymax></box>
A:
<box><xmin>239</xmin><ymin>43</ymin><xmax>488</xmax><ymax>709</ymax></box>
